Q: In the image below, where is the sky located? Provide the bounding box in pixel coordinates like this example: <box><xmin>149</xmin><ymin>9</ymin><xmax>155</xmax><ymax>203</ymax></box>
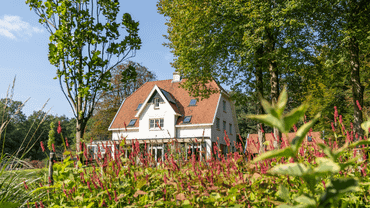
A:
<box><xmin>0</xmin><ymin>0</ymin><xmax>176</xmax><ymax>118</ymax></box>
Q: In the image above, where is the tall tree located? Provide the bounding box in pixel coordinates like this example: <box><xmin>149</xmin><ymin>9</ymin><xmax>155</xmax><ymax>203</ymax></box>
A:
<box><xmin>26</xmin><ymin>0</ymin><xmax>142</xmax><ymax>153</ymax></box>
<box><xmin>85</xmin><ymin>61</ymin><xmax>156</xmax><ymax>140</ymax></box>
<box><xmin>307</xmin><ymin>0</ymin><xmax>370</xmax><ymax>138</ymax></box>
<box><xmin>158</xmin><ymin>0</ymin><xmax>314</xmax><ymax>151</ymax></box>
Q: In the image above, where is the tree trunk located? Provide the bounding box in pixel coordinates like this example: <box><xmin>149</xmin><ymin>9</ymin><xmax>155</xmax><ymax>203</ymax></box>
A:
<box><xmin>349</xmin><ymin>37</ymin><xmax>364</xmax><ymax>139</ymax></box>
<box><xmin>256</xmin><ymin>45</ymin><xmax>265</xmax><ymax>153</ymax></box>
<box><xmin>267</xmin><ymin>28</ymin><xmax>281</xmax><ymax>149</ymax></box>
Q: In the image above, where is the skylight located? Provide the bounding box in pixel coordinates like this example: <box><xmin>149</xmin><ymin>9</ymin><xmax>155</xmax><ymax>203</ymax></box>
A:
<box><xmin>136</xmin><ymin>103</ymin><xmax>142</xmax><ymax>110</ymax></box>
<box><xmin>128</xmin><ymin>119</ymin><xmax>137</xmax><ymax>126</ymax></box>
<box><xmin>161</xmin><ymin>89</ymin><xmax>176</xmax><ymax>103</ymax></box>
<box><xmin>189</xmin><ymin>99</ymin><xmax>197</xmax><ymax>106</ymax></box>
<box><xmin>183</xmin><ymin>116</ymin><xmax>192</xmax><ymax>123</ymax></box>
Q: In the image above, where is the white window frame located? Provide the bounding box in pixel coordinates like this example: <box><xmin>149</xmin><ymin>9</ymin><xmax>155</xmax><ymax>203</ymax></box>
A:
<box><xmin>149</xmin><ymin>118</ymin><xmax>164</xmax><ymax>129</ymax></box>
<box><xmin>154</xmin><ymin>98</ymin><xmax>160</xmax><ymax>108</ymax></box>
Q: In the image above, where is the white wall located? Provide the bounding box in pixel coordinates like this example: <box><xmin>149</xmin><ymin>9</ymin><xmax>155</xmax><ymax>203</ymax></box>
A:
<box><xmin>111</xmin><ymin>100</ymin><xmax>176</xmax><ymax>140</ymax></box>
<box><xmin>176</xmin><ymin>126</ymin><xmax>211</xmax><ymax>138</ymax></box>
<box><xmin>211</xmin><ymin>94</ymin><xmax>237</xmax><ymax>149</ymax></box>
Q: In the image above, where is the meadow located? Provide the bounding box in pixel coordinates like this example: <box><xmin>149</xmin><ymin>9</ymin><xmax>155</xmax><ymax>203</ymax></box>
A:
<box><xmin>16</xmin><ymin>89</ymin><xmax>370</xmax><ymax>207</ymax></box>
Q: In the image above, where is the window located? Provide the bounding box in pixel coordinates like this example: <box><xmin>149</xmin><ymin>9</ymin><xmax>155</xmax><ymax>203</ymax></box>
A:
<box><xmin>307</xmin><ymin>136</ymin><xmax>312</xmax><ymax>142</ymax></box>
<box><xmin>223</xmin><ymin>121</ymin><xmax>226</xmax><ymax>132</ymax></box>
<box><xmin>136</xmin><ymin>103</ymin><xmax>142</xmax><ymax>111</ymax></box>
<box><xmin>128</xmin><ymin>119</ymin><xmax>136</xmax><ymax>126</ymax></box>
<box><xmin>183</xmin><ymin>116</ymin><xmax>192</xmax><ymax>123</ymax></box>
<box><xmin>216</xmin><ymin>118</ymin><xmax>220</xmax><ymax>130</ymax></box>
<box><xmin>229</xmin><ymin>123</ymin><xmax>232</xmax><ymax>135</ymax></box>
<box><xmin>223</xmin><ymin>100</ymin><xmax>226</xmax><ymax>112</ymax></box>
<box><xmin>150</xmin><ymin>118</ymin><xmax>164</xmax><ymax>129</ymax></box>
<box><xmin>189</xmin><ymin>99</ymin><xmax>197</xmax><ymax>106</ymax></box>
<box><xmin>154</xmin><ymin>98</ymin><xmax>160</xmax><ymax>108</ymax></box>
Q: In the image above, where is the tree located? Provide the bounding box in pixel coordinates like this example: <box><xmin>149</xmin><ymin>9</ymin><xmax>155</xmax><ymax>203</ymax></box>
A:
<box><xmin>307</xmin><ymin>0</ymin><xmax>370</xmax><ymax>138</ymax></box>
<box><xmin>26</xmin><ymin>0</ymin><xmax>142</xmax><ymax>153</ymax></box>
<box><xmin>85</xmin><ymin>61</ymin><xmax>156</xmax><ymax>140</ymax></box>
<box><xmin>158</xmin><ymin>0</ymin><xmax>314</xmax><ymax>152</ymax></box>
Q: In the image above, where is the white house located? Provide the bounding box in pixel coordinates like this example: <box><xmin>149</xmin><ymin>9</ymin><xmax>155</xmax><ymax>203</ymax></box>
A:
<box><xmin>97</xmin><ymin>72</ymin><xmax>239</xmax><ymax>162</ymax></box>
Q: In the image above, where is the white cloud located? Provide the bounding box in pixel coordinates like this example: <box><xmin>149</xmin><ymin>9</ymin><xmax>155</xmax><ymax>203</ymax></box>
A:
<box><xmin>0</xmin><ymin>15</ymin><xmax>43</xmax><ymax>40</ymax></box>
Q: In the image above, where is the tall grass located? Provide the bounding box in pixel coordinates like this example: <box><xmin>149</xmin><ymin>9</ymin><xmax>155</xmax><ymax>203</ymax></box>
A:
<box><xmin>0</xmin><ymin>77</ymin><xmax>49</xmax><ymax>207</ymax></box>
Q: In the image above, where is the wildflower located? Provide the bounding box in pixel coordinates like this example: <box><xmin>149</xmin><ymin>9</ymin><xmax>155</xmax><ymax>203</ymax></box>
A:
<box><xmin>66</xmin><ymin>138</ymin><xmax>69</xmax><ymax>148</ymax></box>
<box><xmin>23</xmin><ymin>181</ymin><xmax>29</xmax><ymax>190</ymax></box>
<box><xmin>57</xmin><ymin>121</ymin><xmax>62</xmax><ymax>134</ymax></box>
<box><xmin>322</xmin><ymin>180</ymin><xmax>326</xmax><ymax>189</ymax></box>
<box><xmin>260</xmin><ymin>125</ymin><xmax>264</xmax><ymax>133</ymax></box>
<box><xmin>331</xmin><ymin>122</ymin><xmax>335</xmax><ymax>132</ymax></box>
<box><xmin>114</xmin><ymin>190</ymin><xmax>118</xmax><ymax>202</ymax></box>
<box><xmin>293</xmin><ymin>124</ymin><xmax>297</xmax><ymax>132</ymax></box>
<box><xmin>52</xmin><ymin>143</ymin><xmax>55</xmax><ymax>152</ymax></box>
<box><xmin>40</xmin><ymin>201</ymin><xmax>44</xmax><ymax>208</ymax></box>
<box><xmin>40</xmin><ymin>141</ymin><xmax>45</xmax><ymax>152</ymax></box>
<box><xmin>356</xmin><ymin>100</ymin><xmax>362</xmax><ymax>111</ymax></box>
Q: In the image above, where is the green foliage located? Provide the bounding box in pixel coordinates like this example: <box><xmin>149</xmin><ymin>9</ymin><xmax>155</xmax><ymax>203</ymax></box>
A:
<box><xmin>26</xmin><ymin>0</ymin><xmax>142</xmax><ymax>150</ymax></box>
<box><xmin>248</xmin><ymin>90</ymin><xmax>370</xmax><ymax>207</ymax></box>
<box><xmin>47</xmin><ymin>121</ymin><xmax>55</xmax><ymax>151</ymax></box>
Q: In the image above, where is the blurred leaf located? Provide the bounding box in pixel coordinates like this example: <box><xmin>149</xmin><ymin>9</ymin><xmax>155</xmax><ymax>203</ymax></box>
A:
<box><xmin>269</xmin><ymin>163</ymin><xmax>308</xmax><ymax>177</ymax></box>
<box><xmin>253</xmin><ymin>148</ymin><xmax>294</xmax><ymax>163</ymax></box>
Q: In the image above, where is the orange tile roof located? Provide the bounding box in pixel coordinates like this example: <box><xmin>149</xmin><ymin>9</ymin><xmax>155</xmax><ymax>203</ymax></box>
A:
<box><xmin>109</xmin><ymin>79</ymin><xmax>221</xmax><ymax>129</ymax></box>
<box><xmin>246</xmin><ymin>132</ymin><xmax>323</xmax><ymax>154</ymax></box>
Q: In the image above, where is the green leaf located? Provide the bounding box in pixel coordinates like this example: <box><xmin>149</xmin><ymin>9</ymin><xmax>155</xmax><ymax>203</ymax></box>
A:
<box><xmin>253</xmin><ymin>147</ymin><xmax>294</xmax><ymax>163</ymax></box>
<box><xmin>294</xmin><ymin>195</ymin><xmax>316</xmax><ymax>207</ymax></box>
<box><xmin>282</xmin><ymin>104</ymin><xmax>308</xmax><ymax>133</ymax></box>
<box><xmin>348</xmin><ymin>140</ymin><xmax>370</xmax><ymax>149</ymax></box>
<box><xmin>269</xmin><ymin>163</ymin><xmax>308</xmax><ymax>177</ymax></box>
<box><xmin>247</xmin><ymin>114</ymin><xmax>284</xmax><ymax>133</ymax></box>
<box><xmin>319</xmin><ymin>178</ymin><xmax>359</xmax><ymax>206</ymax></box>
<box><xmin>277</xmin><ymin>185</ymin><xmax>290</xmax><ymax>203</ymax></box>
<box><xmin>313</xmin><ymin>158</ymin><xmax>340</xmax><ymax>175</ymax></box>
<box><xmin>291</xmin><ymin>113</ymin><xmax>321</xmax><ymax>153</ymax></box>
<box><xmin>275</xmin><ymin>87</ymin><xmax>288</xmax><ymax>117</ymax></box>
<box><xmin>361</xmin><ymin>119</ymin><xmax>370</xmax><ymax>137</ymax></box>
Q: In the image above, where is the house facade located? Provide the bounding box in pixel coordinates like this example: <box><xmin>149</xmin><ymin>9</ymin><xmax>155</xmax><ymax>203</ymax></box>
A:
<box><xmin>105</xmin><ymin>72</ymin><xmax>240</xmax><ymax>161</ymax></box>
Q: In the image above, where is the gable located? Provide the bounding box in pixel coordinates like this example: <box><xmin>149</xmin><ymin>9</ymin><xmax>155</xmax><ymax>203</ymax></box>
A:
<box><xmin>148</xmin><ymin>91</ymin><xmax>164</xmax><ymax>103</ymax></box>
<box><xmin>109</xmin><ymin>79</ymin><xmax>222</xmax><ymax>130</ymax></box>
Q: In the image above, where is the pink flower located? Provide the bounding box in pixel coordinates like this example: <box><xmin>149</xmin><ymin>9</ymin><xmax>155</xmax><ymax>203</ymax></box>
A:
<box><xmin>334</xmin><ymin>106</ymin><xmax>338</xmax><ymax>122</ymax></box>
<box><xmin>23</xmin><ymin>181</ymin><xmax>29</xmax><ymax>190</ymax></box>
<box><xmin>66</xmin><ymin>138</ymin><xmax>69</xmax><ymax>148</ymax></box>
<box><xmin>52</xmin><ymin>143</ymin><xmax>55</xmax><ymax>152</ymax></box>
<box><xmin>322</xmin><ymin>180</ymin><xmax>326</xmax><ymax>189</ymax></box>
<box><xmin>331</xmin><ymin>122</ymin><xmax>335</xmax><ymax>132</ymax></box>
<box><xmin>356</xmin><ymin>100</ymin><xmax>362</xmax><ymax>111</ymax></box>
<box><xmin>40</xmin><ymin>141</ymin><xmax>45</xmax><ymax>152</ymax></box>
<box><xmin>57</xmin><ymin>121</ymin><xmax>62</xmax><ymax>134</ymax></box>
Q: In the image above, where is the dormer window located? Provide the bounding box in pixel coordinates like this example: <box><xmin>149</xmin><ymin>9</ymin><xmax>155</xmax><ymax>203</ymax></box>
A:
<box><xmin>128</xmin><ymin>119</ymin><xmax>136</xmax><ymax>127</ymax></box>
<box><xmin>183</xmin><ymin>116</ymin><xmax>192</xmax><ymax>123</ymax></box>
<box><xmin>154</xmin><ymin>98</ymin><xmax>160</xmax><ymax>108</ymax></box>
<box><xmin>136</xmin><ymin>103</ymin><xmax>142</xmax><ymax>111</ymax></box>
<box><xmin>189</xmin><ymin>99</ymin><xmax>197</xmax><ymax>106</ymax></box>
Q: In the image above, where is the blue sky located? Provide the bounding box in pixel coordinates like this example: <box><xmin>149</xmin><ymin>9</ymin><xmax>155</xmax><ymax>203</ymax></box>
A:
<box><xmin>0</xmin><ymin>0</ymin><xmax>175</xmax><ymax>118</ymax></box>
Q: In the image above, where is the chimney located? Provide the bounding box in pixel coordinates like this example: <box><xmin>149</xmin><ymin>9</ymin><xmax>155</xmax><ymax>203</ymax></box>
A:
<box><xmin>172</xmin><ymin>72</ymin><xmax>181</xmax><ymax>82</ymax></box>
